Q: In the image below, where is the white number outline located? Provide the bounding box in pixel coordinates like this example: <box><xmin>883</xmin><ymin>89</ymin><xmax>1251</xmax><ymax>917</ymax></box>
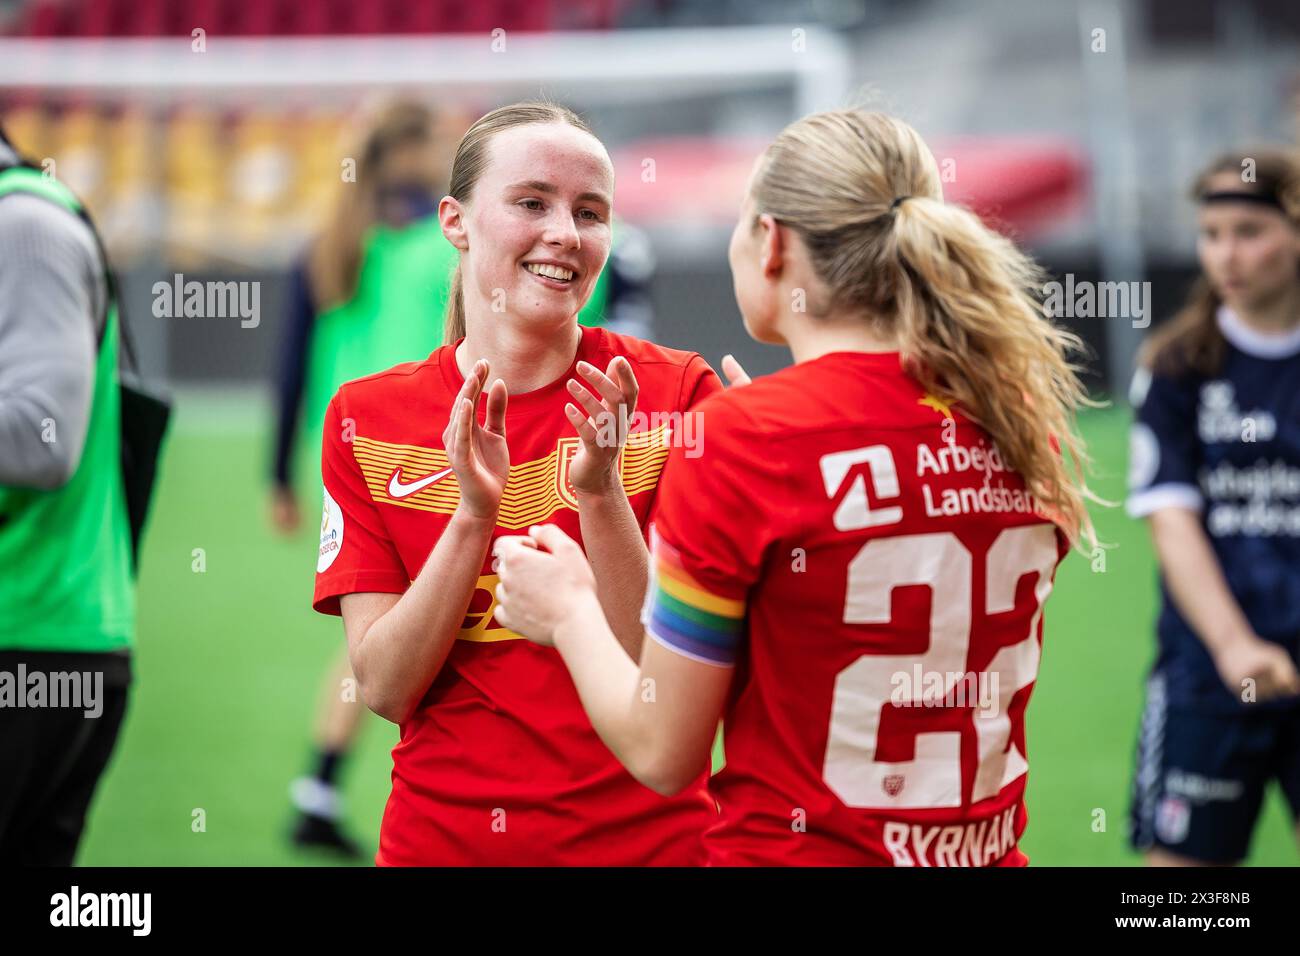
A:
<box><xmin>819</xmin><ymin>445</ymin><xmax>1058</xmax><ymax>810</ymax></box>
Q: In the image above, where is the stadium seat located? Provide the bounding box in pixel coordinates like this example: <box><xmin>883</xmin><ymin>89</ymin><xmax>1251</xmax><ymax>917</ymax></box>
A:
<box><xmin>99</xmin><ymin>105</ymin><xmax>159</xmax><ymax>259</ymax></box>
<box><xmin>50</xmin><ymin>101</ymin><xmax>106</xmax><ymax>208</ymax></box>
<box><xmin>18</xmin><ymin>0</ymin><xmax>68</xmax><ymax>38</ymax></box>
<box><xmin>162</xmin><ymin>104</ymin><xmax>224</xmax><ymax>266</ymax></box>
<box><xmin>227</xmin><ymin>108</ymin><xmax>299</xmax><ymax>253</ymax></box>
<box><xmin>0</xmin><ymin>101</ymin><xmax>53</xmax><ymax>160</ymax></box>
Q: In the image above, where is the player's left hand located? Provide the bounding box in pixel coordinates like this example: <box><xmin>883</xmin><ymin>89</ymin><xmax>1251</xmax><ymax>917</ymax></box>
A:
<box><xmin>721</xmin><ymin>353</ymin><xmax>752</xmax><ymax>387</ymax></box>
<box><xmin>564</xmin><ymin>356</ymin><xmax>639</xmax><ymax>496</ymax></box>
<box><xmin>492</xmin><ymin>524</ymin><xmax>598</xmax><ymax>647</ymax></box>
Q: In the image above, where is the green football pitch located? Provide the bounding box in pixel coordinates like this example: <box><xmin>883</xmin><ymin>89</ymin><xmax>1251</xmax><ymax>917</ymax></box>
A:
<box><xmin>76</xmin><ymin>395</ymin><xmax>1296</xmax><ymax>865</ymax></box>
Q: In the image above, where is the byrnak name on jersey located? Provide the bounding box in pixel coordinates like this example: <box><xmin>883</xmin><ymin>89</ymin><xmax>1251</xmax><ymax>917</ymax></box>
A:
<box><xmin>882</xmin><ymin>806</ymin><xmax>1019</xmax><ymax>867</ymax></box>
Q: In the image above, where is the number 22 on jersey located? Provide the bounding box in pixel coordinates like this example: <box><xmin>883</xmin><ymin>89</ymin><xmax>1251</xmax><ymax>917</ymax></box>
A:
<box><xmin>818</xmin><ymin>443</ymin><xmax>1059</xmax><ymax>811</ymax></box>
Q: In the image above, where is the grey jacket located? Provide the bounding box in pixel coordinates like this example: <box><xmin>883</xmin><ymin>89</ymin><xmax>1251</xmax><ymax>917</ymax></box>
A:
<box><xmin>0</xmin><ymin>137</ymin><xmax>108</xmax><ymax>490</ymax></box>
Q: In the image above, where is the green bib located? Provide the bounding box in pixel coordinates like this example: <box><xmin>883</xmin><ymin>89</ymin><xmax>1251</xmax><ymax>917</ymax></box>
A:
<box><xmin>0</xmin><ymin>167</ymin><xmax>135</xmax><ymax>652</ymax></box>
<box><xmin>578</xmin><ymin>251</ymin><xmax>609</xmax><ymax>327</ymax></box>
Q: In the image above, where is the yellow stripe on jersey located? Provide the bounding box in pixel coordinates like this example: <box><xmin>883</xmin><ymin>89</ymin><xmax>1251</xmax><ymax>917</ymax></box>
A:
<box><xmin>352</xmin><ymin>426</ymin><xmax>672</xmax><ymax>530</ymax></box>
<box><xmin>457</xmin><ymin>573</ymin><xmax>525</xmax><ymax>643</ymax></box>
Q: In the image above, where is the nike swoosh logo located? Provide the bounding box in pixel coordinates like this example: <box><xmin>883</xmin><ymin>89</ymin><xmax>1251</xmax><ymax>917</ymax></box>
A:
<box><xmin>387</xmin><ymin>466</ymin><xmax>453</xmax><ymax>499</ymax></box>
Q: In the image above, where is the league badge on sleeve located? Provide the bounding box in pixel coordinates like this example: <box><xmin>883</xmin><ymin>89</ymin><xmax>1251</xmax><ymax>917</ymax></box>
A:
<box><xmin>318</xmin><ymin>487</ymin><xmax>344</xmax><ymax>573</ymax></box>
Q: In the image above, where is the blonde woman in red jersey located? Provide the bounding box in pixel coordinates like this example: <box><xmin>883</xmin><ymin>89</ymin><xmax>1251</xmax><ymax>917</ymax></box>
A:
<box><xmin>312</xmin><ymin>102</ymin><xmax>718</xmax><ymax>865</ymax></box>
<box><xmin>494</xmin><ymin>109</ymin><xmax>1097</xmax><ymax>866</ymax></box>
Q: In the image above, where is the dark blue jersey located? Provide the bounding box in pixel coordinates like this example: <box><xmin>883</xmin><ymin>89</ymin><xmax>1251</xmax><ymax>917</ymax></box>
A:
<box><xmin>1127</xmin><ymin>307</ymin><xmax>1300</xmax><ymax>712</ymax></box>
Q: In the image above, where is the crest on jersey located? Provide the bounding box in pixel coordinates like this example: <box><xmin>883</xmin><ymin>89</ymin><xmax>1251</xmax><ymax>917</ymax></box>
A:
<box><xmin>883</xmin><ymin>774</ymin><xmax>906</xmax><ymax>797</ymax></box>
<box><xmin>555</xmin><ymin>435</ymin><xmax>624</xmax><ymax>510</ymax></box>
<box><xmin>555</xmin><ymin>436</ymin><xmax>584</xmax><ymax>510</ymax></box>
<box><xmin>1155</xmin><ymin>795</ymin><xmax>1190</xmax><ymax>844</ymax></box>
<box><xmin>918</xmin><ymin>394</ymin><xmax>953</xmax><ymax>419</ymax></box>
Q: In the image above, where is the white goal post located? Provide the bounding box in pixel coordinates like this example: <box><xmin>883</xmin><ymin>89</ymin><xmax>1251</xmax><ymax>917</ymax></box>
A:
<box><xmin>0</xmin><ymin>26</ymin><xmax>853</xmax><ymax>117</ymax></box>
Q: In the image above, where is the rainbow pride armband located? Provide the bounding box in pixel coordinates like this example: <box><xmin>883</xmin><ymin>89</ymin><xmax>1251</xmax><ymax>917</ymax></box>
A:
<box><xmin>646</xmin><ymin>534</ymin><xmax>745</xmax><ymax>666</ymax></box>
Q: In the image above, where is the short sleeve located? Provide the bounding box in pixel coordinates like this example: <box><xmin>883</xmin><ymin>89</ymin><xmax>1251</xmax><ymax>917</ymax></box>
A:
<box><xmin>636</xmin><ymin>353</ymin><xmax>723</xmax><ymax>538</ymax></box>
<box><xmin>313</xmin><ymin>394</ymin><xmax>410</xmax><ymax>616</ymax></box>
<box><xmin>645</xmin><ymin>393</ymin><xmax>776</xmax><ymax>666</ymax></box>
<box><xmin>1126</xmin><ymin>366</ymin><xmax>1204</xmax><ymax>518</ymax></box>
<box><xmin>680</xmin><ymin>354</ymin><xmax>723</xmax><ymax>410</ymax></box>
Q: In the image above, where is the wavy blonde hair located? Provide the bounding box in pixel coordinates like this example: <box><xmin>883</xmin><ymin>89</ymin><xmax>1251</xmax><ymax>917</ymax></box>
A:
<box><xmin>750</xmin><ymin>109</ymin><xmax>1098</xmax><ymax>547</ymax></box>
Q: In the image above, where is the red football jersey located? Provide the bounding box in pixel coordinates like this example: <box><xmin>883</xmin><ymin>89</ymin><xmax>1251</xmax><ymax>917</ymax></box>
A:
<box><xmin>648</xmin><ymin>351</ymin><xmax>1068</xmax><ymax>866</ymax></box>
<box><xmin>314</xmin><ymin>325</ymin><xmax>721</xmax><ymax>865</ymax></box>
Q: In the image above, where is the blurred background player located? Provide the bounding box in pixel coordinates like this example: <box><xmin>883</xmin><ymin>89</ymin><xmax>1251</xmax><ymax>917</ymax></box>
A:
<box><xmin>0</xmin><ymin>125</ymin><xmax>135</xmax><ymax>863</ymax></box>
<box><xmin>271</xmin><ymin>98</ymin><xmax>461</xmax><ymax>855</ymax></box>
<box><xmin>493</xmin><ymin>109</ymin><xmax>1096</xmax><ymax>866</ymax></box>
<box><xmin>588</xmin><ymin>216</ymin><xmax>658</xmax><ymax>341</ymax></box>
<box><xmin>1127</xmin><ymin>148</ymin><xmax>1300</xmax><ymax>866</ymax></box>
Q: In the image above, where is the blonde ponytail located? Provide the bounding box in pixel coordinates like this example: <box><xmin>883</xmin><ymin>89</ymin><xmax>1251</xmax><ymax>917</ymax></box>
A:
<box><xmin>891</xmin><ymin>196</ymin><xmax>1098</xmax><ymax>547</ymax></box>
<box><xmin>445</xmin><ymin>264</ymin><xmax>466</xmax><ymax>342</ymax></box>
<box><xmin>750</xmin><ymin>109</ymin><xmax>1098</xmax><ymax>548</ymax></box>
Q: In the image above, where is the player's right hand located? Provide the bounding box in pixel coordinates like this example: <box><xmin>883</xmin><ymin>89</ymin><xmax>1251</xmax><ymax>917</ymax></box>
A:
<box><xmin>268</xmin><ymin>486</ymin><xmax>301</xmax><ymax>535</ymax></box>
<box><xmin>492</xmin><ymin>525</ymin><xmax>598</xmax><ymax>647</ymax></box>
<box><xmin>444</xmin><ymin>358</ymin><xmax>510</xmax><ymax>521</ymax></box>
<box><xmin>1212</xmin><ymin>635</ymin><xmax>1300</xmax><ymax>703</ymax></box>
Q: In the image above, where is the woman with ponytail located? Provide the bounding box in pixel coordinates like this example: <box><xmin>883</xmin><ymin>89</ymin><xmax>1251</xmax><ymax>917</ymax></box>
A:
<box><xmin>1127</xmin><ymin>149</ymin><xmax>1300</xmax><ymax>866</ymax></box>
<box><xmin>494</xmin><ymin>109</ymin><xmax>1095</xmax><ymax>866</ymax></box>
<box><xmin>311</xmin><ymin>101</ymin><xmax>719</xmax><ymax>865</ymax></box>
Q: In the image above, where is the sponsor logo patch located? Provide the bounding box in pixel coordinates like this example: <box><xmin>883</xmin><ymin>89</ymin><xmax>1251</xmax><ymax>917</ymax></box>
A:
<box><xmin>318</xmin><ymin>487</ymin><xmax>344</xmax><ymax>572</ymax></box>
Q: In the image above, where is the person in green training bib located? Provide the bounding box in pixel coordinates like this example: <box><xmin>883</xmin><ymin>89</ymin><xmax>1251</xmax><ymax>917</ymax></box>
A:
<box><xmin>0</xmin><ymin>127</ymin><xmax>136</xmax><ymax>864</ymax></box>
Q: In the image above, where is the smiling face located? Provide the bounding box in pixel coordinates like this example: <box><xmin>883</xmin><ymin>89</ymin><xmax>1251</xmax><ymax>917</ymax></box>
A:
<box><xmin>1197</xmin><ymin>171</ymin><xmax>1300</xmax><ymax>312</ymax></box>
<box><xmin>443</xmin><ymin>122</ymin><xmax>613</xmax><ymax>331</ymax></box>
